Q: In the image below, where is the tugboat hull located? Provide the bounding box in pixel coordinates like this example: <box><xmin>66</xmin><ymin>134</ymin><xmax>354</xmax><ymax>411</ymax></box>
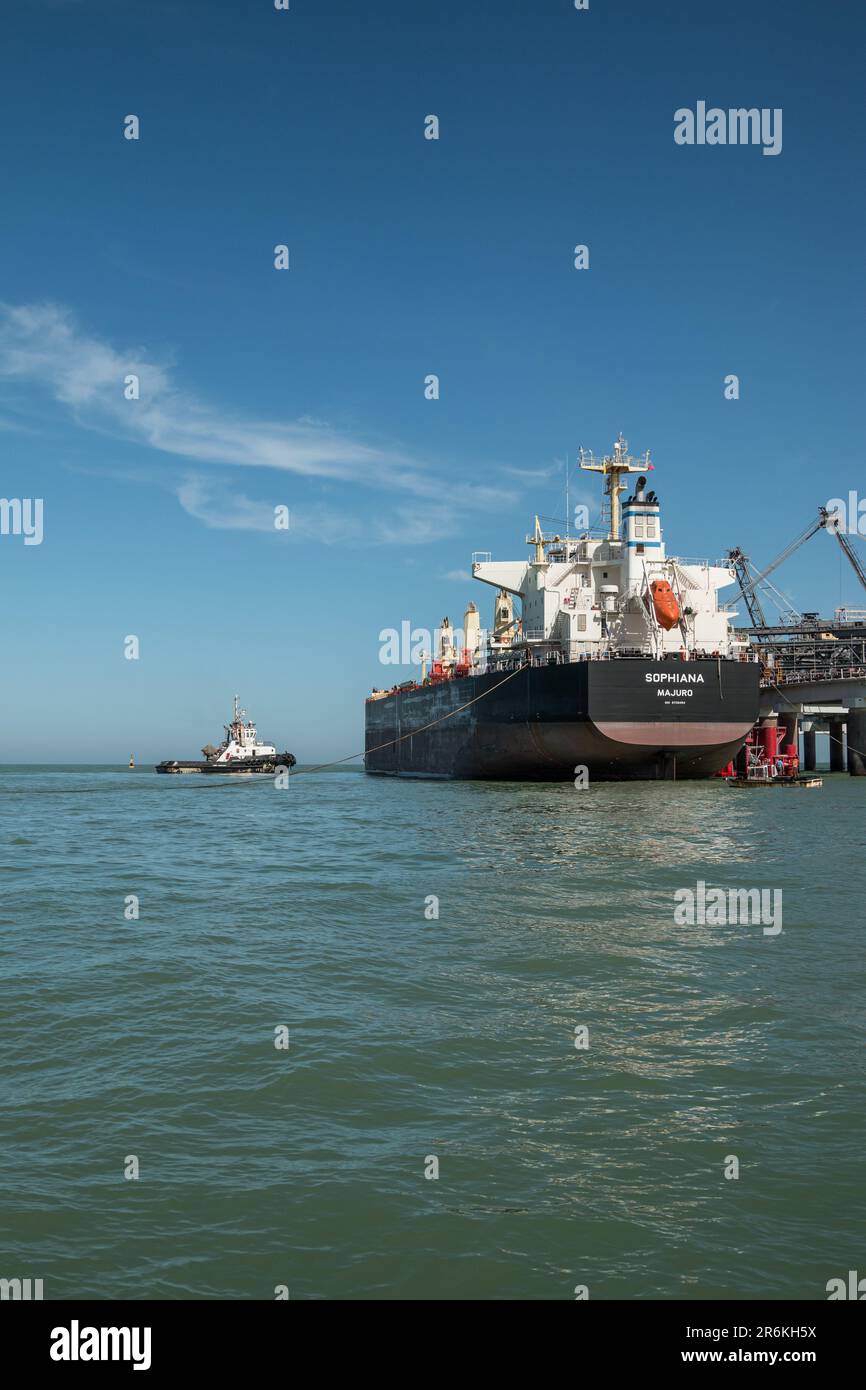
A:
<box><xmin>200</xmin><ymin>755</ymin><xmax>295</xmax><ymax>775</ymax></box>
<box><xmin>365</xmin><ymin>659</ymin><xmax>760</xmax><ymax>781</ymax></box>
<box><xmin>155</xmin><ymin>755</ymin><xmax>296</xmax><ymax>775</ymax></box>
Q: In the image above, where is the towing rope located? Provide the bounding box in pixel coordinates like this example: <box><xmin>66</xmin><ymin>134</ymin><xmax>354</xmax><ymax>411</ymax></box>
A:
<box><xmin>288</xmin><ymin>661</ymin><xmax>530</xmax><ymax>778</ymax></box>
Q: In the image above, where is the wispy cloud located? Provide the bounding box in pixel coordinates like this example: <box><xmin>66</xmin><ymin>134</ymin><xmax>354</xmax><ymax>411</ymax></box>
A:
<box><xmin>175</xmin><ymin>477</ymin><xmax>283</xmax><ymax>533</ymax></box>
<box><xmin>441</xmin><ymin>568</ymin><xmax>472</xmax><ymax>581</ymax></box>
<box><xmin>502</xmin><ymin>463</ymin><xmax>560</xmax><ymax>481</ymax></box>
<box><xmin>179</xmin><ymin>474</ymin><xmax>462</xmax><ymax>544</ymax></box>
<box><xmin>0</xmin><ymin>301</ymin><xmax>513</xmax><ymax>541</ymax></box>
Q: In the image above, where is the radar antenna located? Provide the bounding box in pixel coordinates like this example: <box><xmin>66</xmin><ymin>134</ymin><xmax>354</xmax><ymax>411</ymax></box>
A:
<box><xmin>578</xmin><ymin>433</ymin><xmax>653</xmax><ymax>541</ymax></box>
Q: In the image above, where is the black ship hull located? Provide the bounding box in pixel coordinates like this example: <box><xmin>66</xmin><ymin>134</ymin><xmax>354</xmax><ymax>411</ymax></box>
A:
<box><xmin>364</xmin><ymin>659</ymin><xmax>760</xmax><ymax>781</ymax></box>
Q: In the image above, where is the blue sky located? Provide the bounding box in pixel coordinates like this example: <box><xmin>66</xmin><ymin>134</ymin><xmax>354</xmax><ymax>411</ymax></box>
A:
<box><xmin>1</xmin><ymin>0</ymin><xmax>864</xmax><ymax>761</ymax></box>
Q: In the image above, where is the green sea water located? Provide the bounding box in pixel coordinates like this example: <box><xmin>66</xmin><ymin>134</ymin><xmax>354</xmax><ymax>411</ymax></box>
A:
<box><xmin>1</xmin><ymin>765</ymin><xmax>863</xmax><ymax>1300</ymax></box>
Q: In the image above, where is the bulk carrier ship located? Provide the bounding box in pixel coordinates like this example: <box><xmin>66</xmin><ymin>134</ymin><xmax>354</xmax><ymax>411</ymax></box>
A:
<box><xmin>365</xmin><ymin>436</ymin><xmax>761</xmax><ymax>780</ymax></box>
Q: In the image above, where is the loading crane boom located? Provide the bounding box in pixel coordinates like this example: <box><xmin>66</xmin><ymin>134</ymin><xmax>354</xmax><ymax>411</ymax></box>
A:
<box><xmin>727</xmin><ymin>506</ymin><xmax>866</xmax><ymax>625</ymax></box>
<box><xmin>822</xmin><ymin>506</ymin><xmax>866</xmax><ymax>594</ymax></box>
<box><xmin>727</xmin><ymin>546</ymin><xmax>769</xmax><ymax>628</ymax></box>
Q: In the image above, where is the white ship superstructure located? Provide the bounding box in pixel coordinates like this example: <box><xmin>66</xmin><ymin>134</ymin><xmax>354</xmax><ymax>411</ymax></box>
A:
<box><xmin>470</xmin><ymin>434</ymin><xmax>745</xmax><ymax>666</ymax></box>
<box><xmin>211</xmin><ymin>695</ymin><xmax>277</xmax><ymax>764</ymax></box>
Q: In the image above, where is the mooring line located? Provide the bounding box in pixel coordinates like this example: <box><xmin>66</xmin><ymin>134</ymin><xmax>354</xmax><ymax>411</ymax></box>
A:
<box><xmin>289</xmin><ymin>667</ymin><xmax>866</xmax><ymax>780</ymax></box>
<box><xmin>287</xmin><ymin>661</ymin><xmax>530</xmax><ymax>778</ymax></box>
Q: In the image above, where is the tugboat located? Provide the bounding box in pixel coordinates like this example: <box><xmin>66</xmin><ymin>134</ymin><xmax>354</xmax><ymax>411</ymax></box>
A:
<box><xmin>155</xmin><ymin>696</ymin><xmax>296</xmax><ymax>775</ymax></box>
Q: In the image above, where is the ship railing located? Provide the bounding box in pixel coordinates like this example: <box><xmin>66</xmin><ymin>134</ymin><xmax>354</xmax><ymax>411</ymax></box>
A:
<box><xmin>768</xmin><ymin>664</ymin><xmax>866</xmax><ymax>685</ymax></box>
<box><xmin>561</xmin><ymin>643</ymin><xmax>658</xmax><ymax>661</ymax></box>
<box><xmin>483</xmin><ymin>645</ymin><xmax>753</xmax><ymax>672</ymax></box>
<box><xmin>668</xmin><ymin>555</ymin><xmax>733</xmax><ymax>569</ymax></box>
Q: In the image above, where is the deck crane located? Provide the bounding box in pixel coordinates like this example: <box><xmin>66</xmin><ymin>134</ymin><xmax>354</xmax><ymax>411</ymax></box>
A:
<box><xmin>823</xmin><ymin>506</ymin><xmax>866</xmax><ymax>592</ymax></box>
<box><xmin>727</xmin><ymin>507</ymin><xmax>866</xmax><ymax>626</ymax></box>
<box><xmin>727</xmin><ymin>547</ymin><xmax>769</xmax><ymax>628</ymax></box>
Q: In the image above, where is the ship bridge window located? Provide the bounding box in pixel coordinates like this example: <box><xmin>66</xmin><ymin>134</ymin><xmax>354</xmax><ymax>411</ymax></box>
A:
<box><xmin>646</xmin><ymin>518</ymin><xmax>657</xmax><ymax>537</ymax></box>
<box><xmin>634</xmin><ymin>517</ymin><xmax>645</xmax><ymax>538</ymax></box>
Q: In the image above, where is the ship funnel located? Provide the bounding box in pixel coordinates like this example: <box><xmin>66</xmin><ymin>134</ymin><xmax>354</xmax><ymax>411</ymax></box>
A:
<box><xmin>623</xmin><ymin>473</ymin><xmax>665</xmax><ymax>592</ymax></box>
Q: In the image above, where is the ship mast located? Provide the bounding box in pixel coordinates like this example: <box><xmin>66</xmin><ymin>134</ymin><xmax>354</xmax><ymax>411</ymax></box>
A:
<box><xmin>578</xmin><ymin>432</ymin><xmax>652</xmax><ymax>541</ymax></box>
<box><xmin>564</xmin><ymin>450</ymin><xmax>569</xmax><ymax>542</ymax></box>
<box><xmin>227</xmin><ymin>694</ymin><xmax>247</xmax><ymax>741</ymax></box>
<box><xmin>527</xmin><ymin>515</ymin><xmax>545</xmax><ymax>563</ymax></box>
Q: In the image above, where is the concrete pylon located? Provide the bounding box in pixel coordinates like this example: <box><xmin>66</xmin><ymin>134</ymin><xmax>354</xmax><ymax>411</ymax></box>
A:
<box><xmin>848</xmin><ymin>707</ymin><xmax>866</xmax><ymax>776</ymax></box>
<box><xmin>829</xmin><ymin>719</ymin><xmax>846</xmax><ymax>773</ymax></box>
<box><xmin>779</xmin><ymin>712</ymin><xmax>799</xmax><ymax>753</ymax></box>
<box><xmin>802</xmin><ymin>728</ymin><xmax>817</xmax><ymax>771</ymax></box>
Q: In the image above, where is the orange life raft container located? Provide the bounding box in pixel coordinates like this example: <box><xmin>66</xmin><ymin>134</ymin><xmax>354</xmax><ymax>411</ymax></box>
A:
<box><xmin>650</xmin><ymin>579</ymin><xmax>680</xmax><ymax>631</ymax></box>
